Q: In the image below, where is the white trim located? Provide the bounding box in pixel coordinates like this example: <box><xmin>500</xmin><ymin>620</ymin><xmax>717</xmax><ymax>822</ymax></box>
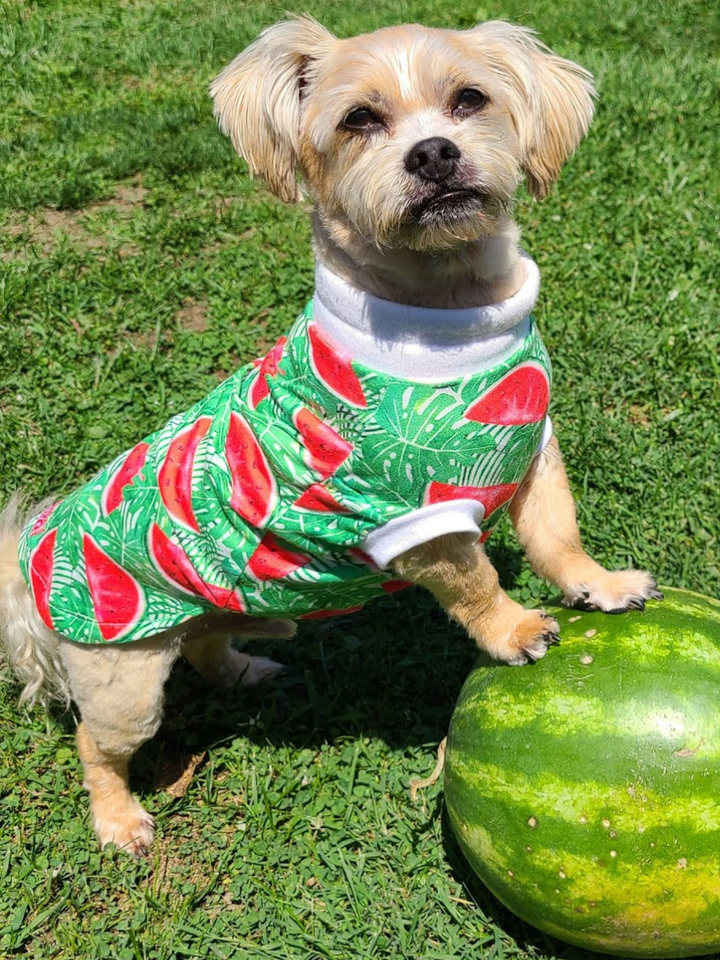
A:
<box><xmin>362</xmin><ymin>500</ymin><xmax>485</xmax><ymax>569</ymax></box>
<box><xmin>313</xmin><ymin>255</ymin><xmax>540</xmax><ymax>383</ymax></box>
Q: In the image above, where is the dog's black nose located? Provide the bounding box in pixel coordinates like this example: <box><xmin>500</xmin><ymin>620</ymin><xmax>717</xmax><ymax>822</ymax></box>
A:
<box><xmin>404</xmin><ymin>137</ymin><xmax>461</xmax><ymax>182</ymax></box>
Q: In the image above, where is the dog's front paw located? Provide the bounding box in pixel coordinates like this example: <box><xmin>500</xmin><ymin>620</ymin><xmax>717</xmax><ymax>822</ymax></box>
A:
<box><xmin>93</xmin><ymin>798</ymin><xmax>155</xmax><ymax>858</ymax></box>
<box><xmin>563</xmin><ymin>569</ymin><xmax>663</xmax><ymax>614</ymax></box>
<box><xmin>476</xmin><ymin>605</ymin><xmax>560</xmax><ymax>666</ymax></box>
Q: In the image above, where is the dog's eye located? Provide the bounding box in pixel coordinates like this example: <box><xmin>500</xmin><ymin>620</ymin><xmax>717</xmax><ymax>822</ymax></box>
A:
<box><xmin>453</xmin><ymin>88</ymin><xmax>489</xmax><ymax>117</ymax></box>
<box><xmin>343</xmin><ymin>107</ymin><xmax>383</xmax><ymax>131</ymax></box>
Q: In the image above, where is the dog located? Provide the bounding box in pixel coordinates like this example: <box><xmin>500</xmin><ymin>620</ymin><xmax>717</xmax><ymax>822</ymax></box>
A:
<box><xmin>0</xmin><ymin>17</ymin><xmax>662</xmax><ymax>856</ymax></box>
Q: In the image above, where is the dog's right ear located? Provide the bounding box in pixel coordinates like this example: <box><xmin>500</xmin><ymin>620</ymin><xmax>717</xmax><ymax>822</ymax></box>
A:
<box><xmin>211</xmin><ymin>16</ymin><xmax>335</xmax><ymax>203</ymax></box>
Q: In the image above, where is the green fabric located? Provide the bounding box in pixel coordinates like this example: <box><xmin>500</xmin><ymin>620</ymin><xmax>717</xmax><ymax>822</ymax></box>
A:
<box><xmin>18</xmin><ymin>302</ymin><xmax>551</xmax><ymax>643</ymax></box>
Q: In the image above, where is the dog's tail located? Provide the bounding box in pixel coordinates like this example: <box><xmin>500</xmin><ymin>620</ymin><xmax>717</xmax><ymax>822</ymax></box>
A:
<box><xmin>0</xmin><ymin>496</ymin><xmax>70</xmax><ymax>709</ymax></box>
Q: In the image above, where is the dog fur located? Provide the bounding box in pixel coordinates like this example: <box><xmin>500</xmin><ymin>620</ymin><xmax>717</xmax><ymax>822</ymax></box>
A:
<box><xmin>0</xmin><ymin>17</ymin><xmax>660</xmax><ymax>856</ymax></box>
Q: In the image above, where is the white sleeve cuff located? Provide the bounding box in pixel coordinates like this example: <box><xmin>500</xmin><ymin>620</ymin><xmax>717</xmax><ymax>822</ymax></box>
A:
<box><xmin>362</xmin><ymin>500</ymin><xmax>485</xmax><ymax>569</ymax></box>
<box><xmin>537</xmin><ymin>415</ymin><xmax>553</xmax><ymax>454</ymax></box>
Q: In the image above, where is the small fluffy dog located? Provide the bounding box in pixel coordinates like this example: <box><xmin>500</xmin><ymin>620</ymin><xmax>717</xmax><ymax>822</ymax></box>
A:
<box><xmin>0</xmin><ymin>17</ymin><xmax>661</xmax><ymax>856</ymax></box>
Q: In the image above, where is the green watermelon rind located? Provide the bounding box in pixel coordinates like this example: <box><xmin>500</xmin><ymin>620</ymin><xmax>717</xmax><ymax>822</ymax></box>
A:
<box><xmin>444</xmin><ymin>587</ymin><xmax>720</xmax><ymax>959</ymax></box>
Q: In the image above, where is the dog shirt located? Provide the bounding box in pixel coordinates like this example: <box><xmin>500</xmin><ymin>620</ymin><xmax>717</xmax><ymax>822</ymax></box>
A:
<box><xmin>18</xmin><ymin>256</ymin><xmax>552</xmax><ymax>643</ymax></box>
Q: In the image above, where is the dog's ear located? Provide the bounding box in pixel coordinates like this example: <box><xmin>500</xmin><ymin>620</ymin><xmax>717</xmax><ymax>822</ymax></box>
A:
<box><xmin>469</xmin><ymin>22</ymin><xmax>596</xmax><ymax>199</ymax></box>
<box><xmin>210</xmin><ymin>16</ymin><xmax>336</xmax><ymax>203</ymax></box>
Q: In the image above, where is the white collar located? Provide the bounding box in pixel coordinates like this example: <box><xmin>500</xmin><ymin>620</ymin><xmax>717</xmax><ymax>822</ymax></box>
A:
<box><xmin>312</xmin><ymin>254</ymin><xmax>540</xmax><ymax>383</ymax></box>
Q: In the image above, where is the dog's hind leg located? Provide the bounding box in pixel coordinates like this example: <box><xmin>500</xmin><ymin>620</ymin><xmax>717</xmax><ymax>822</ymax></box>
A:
<box><xmin>60</xmin><ymin>634</ymin><xmax>181</xmax><ymax>856</ymax></box>
<box><xmin>181</xmin><ymin>613</ymin><xmax>295</xmax><ymax>688</ymax></box>
<box><xmin>509</xmin><ymin>435</ymin><xmax>662</xmax><ymax>612</ymax></box>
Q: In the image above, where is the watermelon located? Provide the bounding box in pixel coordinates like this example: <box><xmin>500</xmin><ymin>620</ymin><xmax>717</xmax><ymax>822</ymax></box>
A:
<box><xmin>294</xmin><ymin>483</ymin><xmax>350</xmax><ymax>513</ymax></box>
<box><xmin>444</xmin><ymin>588</ymin><xmax>720</xmax><ymax>958</ymax></box>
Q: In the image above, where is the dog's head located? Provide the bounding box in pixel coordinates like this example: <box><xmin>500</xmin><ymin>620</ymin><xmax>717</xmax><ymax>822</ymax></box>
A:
<box><xmin>211</xmin><ymin>18</ymin><xmax>595</xmax><ymax>253</ymax></box>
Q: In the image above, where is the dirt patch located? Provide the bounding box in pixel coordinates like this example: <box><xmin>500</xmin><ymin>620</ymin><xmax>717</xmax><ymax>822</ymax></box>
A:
<box><xmin>176</xmin><ymin>300</ymin><xmax>209</xmax><ymax>333</ymax></box>
<box><xmin>3</xmin><ymin>177</ymin><xmax>147</xmax><ymax>260</ymax></box>
<box><xmin>628</xmin><ymin>404</ymin><xmax>651</xmax><ymax>428</ymax></box>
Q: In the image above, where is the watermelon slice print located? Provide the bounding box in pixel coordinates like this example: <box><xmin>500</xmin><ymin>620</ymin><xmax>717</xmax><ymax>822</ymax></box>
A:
<box><xmin>149</xmin><ymin>523</ymin><xmax>245</xmax><ymax>612</ymax></box>
<box><xmin>308</xmin><ymin>323</ymin><xmax>367</xmax><ymax>408</ymax></box>
<box><xmin>381</xmin><ymin>579</ymin><xmax>412</xmax><ymax>593</ymax></box>
<box><xmin>83</xmin><ymin>534</ymin><xmax>146</xmax><ymax>641</ymax></box>
<box><xmin>249</xmin><ymin>336</ymin><xmax>287</xmax><ymax>409</ymax></box>
<box><xmin>247</xmin><ymin>532</ymin><xmax>312</xmax><ymax>581</ymax></box>
<box><xmin>299</xmin><ymin>604</ymin><xmax>364</xmax><ymax>619</ymax></box>
<box><xmin>158</xmin><ymin>417</ymin><xmax>211</xmax><ymax>532</ymax></box>
<box><xmin>29</xmin><ymin>528</ymin><xmax>57</xmax><ymax>630</ymax></box>
<box><xmin>30</xmin><ymin>502</ymin><xmax>58</xmax><ymax>537</ymax></box>
<box><xmin>226</xmin><ymin>411</ymin><xmax>277</xmax><ymax>527</ymax></box>
<box><xmin>102</xmin><ymin>442</ymin><xmax>150</xmax><ymax>516</ymax></box>
<box><xmin>465</xmin><ymin>362</ymin><xmax>549</xmax><ymax>425</ymax></box>
<box><xmin>425</xmin><ymin>481</ymin><xmax>518</xmax><ymax>518</ymax></box>
<box><xmin>348</xmin><ymin>548</ymin><xmax>378</xmax><ymax>570</ymax></box>
<box><xmin>294</xmin><ymin>483</ymin><xmax>349</xmax><ymax>513</ymax></box>
<box><xmin>294</xmin><ymin>407</ymin><xmax>353</xmax><ymax>480</ymax></box>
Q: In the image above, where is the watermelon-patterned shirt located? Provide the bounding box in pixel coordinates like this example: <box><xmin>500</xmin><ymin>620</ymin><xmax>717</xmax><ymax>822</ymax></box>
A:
<box><xmin>18</xmin><ymin>257</ymin><xmax>552</xmax><ymax>643</ymax></box>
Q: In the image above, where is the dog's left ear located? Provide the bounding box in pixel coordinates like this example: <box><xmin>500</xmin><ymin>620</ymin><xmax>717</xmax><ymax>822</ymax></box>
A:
<box><xmin>210</xmin><ymin>16</ymin><xmax>336</xmax><ymax>203</ymax></box>
<box><xmin>469</xmin><ymin>22</ymin><xmax>596</xmax><ymax>199</ymax></box>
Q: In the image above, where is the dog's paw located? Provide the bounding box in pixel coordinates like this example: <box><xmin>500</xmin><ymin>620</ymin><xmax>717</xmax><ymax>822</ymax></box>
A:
<box><xmin>237</xmin><ymin>654</ymin><xmax>286</xmax><ymax>687</ymax></box>
<box><xmin>563</xmin><ymin>569</ymin><xmax>663</xmax><ymax>614</ymax></box>
<box><xmin>93</xmin><ymin>799</ymin><xmax>155</xmax><ymax>858</ymax></box>
<box><xmin>479</xmin><ymin>607</ymin><xmax>560</xmax><ymax>666</ymax></box>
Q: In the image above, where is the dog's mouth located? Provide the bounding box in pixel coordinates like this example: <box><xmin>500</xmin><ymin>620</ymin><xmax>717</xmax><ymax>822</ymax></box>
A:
<box><xmin>412</xmin><ymin>188</ymin><xmax>484</xmax><ymax>223</ymax></box>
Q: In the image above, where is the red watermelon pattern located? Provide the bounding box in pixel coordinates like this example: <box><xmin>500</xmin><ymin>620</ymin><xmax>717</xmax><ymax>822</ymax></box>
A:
<box><xmin>247</xmin><ymin>533</ymin><xmax>312</xmax><ymax>581</ymax></box>
<box><xmin>103</xmin><ymin>441</ymin><xmax>150</xmax><ymax>516</ymax></box>
<box><xmin>226</xmin><ymin>411</ymin><xmax>277</xmax><ymax>527</ymax></box>
<box><xmin>29</xmin><ymin>528</ymin><xmax>57</xmax><ymax>630</ymax></box>
<box><xmin>149</xmin><ymin>523</ymin><xmax>244</xmax><ymax>612</ymax></box>
<box><xmin>294</xmin><ymin>407</ymin><xmax>353</xmax><ymax>479</ymax></box>
<box><xmin>83</xmin><ymin>533</ymin><xmax>146</xmax><ymax>641</ymax></box>
<box><xmin>308</xmin><ymin>323</ymin><xmax>367</xmax><ymax>408</ymax></box>
<box><xmin>158</xmin><ymin>418</ymin><xmax>211</xmax><ymax>531</ymax></box>
<box><xmin>425</xmin><ymin>481</ymin><xmax>518</xmax><ymax>518</ymax></box>
<box><xmin>464</xmin><ymin>362</ymin><xmax>549</xmax><ymax>425</ymax></box>
<box><xmin>294</xmin><ymin>483</ymin><xmax>350</xmax><ymax>513</ymax></box>
<box><xmin>249</xmin><ymin>336</ymin><xmax>287</xmax><ymax>408</ymax></box>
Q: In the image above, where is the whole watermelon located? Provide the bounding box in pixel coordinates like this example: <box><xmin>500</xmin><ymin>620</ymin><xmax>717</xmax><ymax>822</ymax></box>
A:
<box><xmin>444</xmin><ymin>587</ymin><xmax>720</xmax><ymax>958</ymax></box>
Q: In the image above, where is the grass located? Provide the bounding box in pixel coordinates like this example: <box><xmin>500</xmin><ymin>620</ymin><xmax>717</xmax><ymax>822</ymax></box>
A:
<box><xmin>1</xmin><ymin>0</ymin><xmax>719</xmax><ymax>957</ymax></box>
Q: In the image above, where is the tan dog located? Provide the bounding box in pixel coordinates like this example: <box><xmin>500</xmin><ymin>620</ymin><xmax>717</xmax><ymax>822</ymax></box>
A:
<box><xmin>0</xmin><ymin>17</ymin><xmax>660</xmax><ymax>856</ymax></box>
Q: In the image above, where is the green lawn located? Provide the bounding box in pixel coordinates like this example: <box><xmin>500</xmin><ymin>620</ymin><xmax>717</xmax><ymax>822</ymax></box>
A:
<box><xmin>1</xmin><ymin>0</ymin><xmax>719</xmax><ymax>957</ymax></box>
